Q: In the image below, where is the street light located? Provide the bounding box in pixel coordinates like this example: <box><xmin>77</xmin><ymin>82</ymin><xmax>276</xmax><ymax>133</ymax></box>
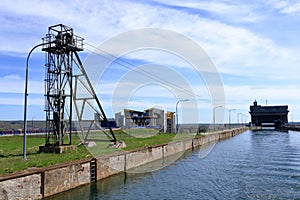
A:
<box><xmin>228</xmin><ymin>109</ymin><xmax>236</xmax><ymax>129</ymax></box>
<box><xmin>23</xmin><ymin>42</ymin><xmax>45</xmax><ymax>160</ymax></box>
<box><xmin>241</xmin><ymin>114</ymin><xmax>244</xmax><ymax>125</ymax></box>
<box><xmin>213</xmin><ymin>106</ymin><xmax>223</xmax><ymax>130</ymax></box>
<box><xmin>176</xmin><ymin>99</ymin><xmax>189</xmax><ymax>133</ymax></box>
<box><xmin>237</xmin><ymin>113</ymin><xmax>242</xmax><ymax>126</ymax></box>
<box><xmin>243</xmin><ymin>114</ymin><xmax>249</xmax><ymax>126</ymax></box>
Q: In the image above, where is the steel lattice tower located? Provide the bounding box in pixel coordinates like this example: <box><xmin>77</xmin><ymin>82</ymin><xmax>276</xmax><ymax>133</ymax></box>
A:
<box><xmin>42</xmin><ymin>24</ymin><xmax>116</xmax><ymax>148</ymax></box>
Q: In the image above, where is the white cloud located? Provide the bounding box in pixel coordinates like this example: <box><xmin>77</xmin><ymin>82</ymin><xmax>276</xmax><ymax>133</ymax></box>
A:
<box><xmin>0</xmin><ymin>0</ymin><xmax>299</xmax><ymax>82</ymax></box>
<box><xmin>225</xmin><ymin>85</ymin><xmax>300</xmax><ymax>102</ymax></box>
<box><xmin>268</xmin><ymin>0</ymin><xmax>300</xmax><ymax>15</ymax></box>
<box><xmin>224</xmin><ymin>84</ymin><xmax>300</xmax><ymax>118</ymax></box>
<box><xmin>3</xmin><ymin>74</ymin><xmax>21</xmax><ymax>80</ymax></box>
<box><xmin>153</xmin><ymin>0</ymin><xmax>263</xmax><ymax>23</ymax></box>
<box><xmin>82</xmin><ymin>0</ymin><xmax>300</xmax><ymax>81</ymax></box>
<box><xmin>0</xmin><ymin>75</ymin><xmax>43</xmax><ymax>94</ymax></box>
<box><xmin>1</xmin><ymin>0</ymin><xmax>300</xmax><ymax>121</ymax></box>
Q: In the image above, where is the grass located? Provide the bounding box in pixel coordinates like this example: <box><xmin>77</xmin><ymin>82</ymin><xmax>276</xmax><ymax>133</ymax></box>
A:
<box><xmin>81</xmin><ymin>130</ymin><xmax>181</xmax><ymax>155</ymax></box>
<box><xmin>0</xmin><ymin>135</ymin><xmax>91</xmax><ymax>175</ymax></box>
<box><xmin>121</xmin><ymin>128</ymin><xmax>161</xmax><ymax>138</ymax></box>
<box><xmin>0</xmin><ymin>129</ymin><xmax>203</xmax><ymax>175</ymax></box>
<box><xmin>121</xmin><ymin>132</ymin><xmax>196</xmax><ymax>150</ymax></box>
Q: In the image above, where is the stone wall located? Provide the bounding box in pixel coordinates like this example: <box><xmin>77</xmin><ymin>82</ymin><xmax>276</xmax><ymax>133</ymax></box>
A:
<box><xmin>96</xmin><ymin>153</ymin><xmax>125</xmax><ymax>180</ymax></box>
<box><xmin>0</xmin><ymin>158</ymin><xmax>92</xmax><ymax>199</ymax></box>
<box><xmin>44</xmin><ymin>162</ymin><xmax>90</xmax><ymax>197</ymax></box>
<box><xmin>0</xmin><ymin>174</ymin><xmax>41</xmax><ymax>200</ymax></box>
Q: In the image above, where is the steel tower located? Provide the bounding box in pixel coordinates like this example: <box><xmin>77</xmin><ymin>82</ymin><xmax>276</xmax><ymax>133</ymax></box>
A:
<box><xmin>42</xmin><ymin>24</ymin><xmax>116</xmax><ymax>149</ymax></box>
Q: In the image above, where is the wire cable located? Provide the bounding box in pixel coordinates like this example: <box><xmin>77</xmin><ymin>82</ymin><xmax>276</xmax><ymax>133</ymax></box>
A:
<box><xmin>83</xmin><ymin>42</ymin><xmax>212</xmax><ymax>104</ymax></box>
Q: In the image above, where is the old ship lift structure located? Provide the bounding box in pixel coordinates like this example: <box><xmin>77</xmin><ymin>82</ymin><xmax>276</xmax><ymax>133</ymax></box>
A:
<box><xmin>40</xmin><ymin>24</ymin><xmax>116</xmax><ymax>151</ymax></box>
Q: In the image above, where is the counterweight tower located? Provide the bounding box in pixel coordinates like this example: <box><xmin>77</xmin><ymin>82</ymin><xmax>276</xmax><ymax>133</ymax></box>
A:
<box><xmin>42</xmin><ymin>24</ymin><xmax>116</xmax><ymax>149</ymax></box>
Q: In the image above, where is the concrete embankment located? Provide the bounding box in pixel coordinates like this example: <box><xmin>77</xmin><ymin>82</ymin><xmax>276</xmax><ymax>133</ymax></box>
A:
<box><xmin>0</xmin><ymin>127</ymin><xmax>248</xmax><ymax>199</ymax></box>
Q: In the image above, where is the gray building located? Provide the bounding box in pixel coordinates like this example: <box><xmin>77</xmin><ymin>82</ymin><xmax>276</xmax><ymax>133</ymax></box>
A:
<box><xmin>115</xmin><ymin>108</ymin><xmax>175</xmax><ymax>133</ymax></box>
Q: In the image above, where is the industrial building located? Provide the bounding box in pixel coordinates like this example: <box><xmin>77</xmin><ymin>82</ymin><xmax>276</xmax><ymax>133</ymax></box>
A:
<box><xmin>249</xmin><ymin>100</ymin><xmax>289</xmax><ymax>127</ymax></box>
<box><xmin>115</xmin><ymin>108</ymin><xmax>175</xmax><ymax>133</ymax></box>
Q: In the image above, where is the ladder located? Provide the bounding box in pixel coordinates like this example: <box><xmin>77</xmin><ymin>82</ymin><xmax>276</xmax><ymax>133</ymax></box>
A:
<box><xmin>90</xmin><ymin>158</ymin><xmax>97</xmax><ymax>183</ymax></box>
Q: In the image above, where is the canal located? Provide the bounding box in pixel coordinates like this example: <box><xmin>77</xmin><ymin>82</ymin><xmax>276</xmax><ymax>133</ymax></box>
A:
<box><xmin>48</xmin><ymin>130</ymin><xmax>300</xmax><ymax>199</ymax></box>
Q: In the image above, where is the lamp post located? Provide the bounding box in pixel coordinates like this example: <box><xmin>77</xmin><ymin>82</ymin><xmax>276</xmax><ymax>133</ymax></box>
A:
<box><xmin>213</xmin><ymin>106</ymin><xmax>223</xmax><ymax>130</ymax></box>
<box><xmin>237</xmin><ymin>113</ymin><xmax>242</xmax><ymax>126</ymax></box>
<box><xmin>243</xmin><ymin>114</ymin><xmax>248</xmax><ymax>126</ymax></box>
<box><xmin>176</xmin><ymin>99</ymin><xmax>189</xmax><ymax>133</ymax></box>
<box><xmin>23</xmin><ymin>43</ymin><xmax>45</xmax><ymax>160</ymax></box>
<box><xmin>241</xmin><ymin>114</ymin><xmax>244</xmax><ymax>125</ymax></box>
<box><xmin>228</xmin><ymin>109</ymin><xmax>236</xmax><ymax>129</ymax></box>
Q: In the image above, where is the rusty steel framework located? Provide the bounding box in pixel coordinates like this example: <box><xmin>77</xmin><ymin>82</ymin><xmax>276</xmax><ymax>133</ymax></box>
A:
<box><xmin>42</xmin><ymin>24</ymin><xmax>116</xmax><ymax>147</ymax></box>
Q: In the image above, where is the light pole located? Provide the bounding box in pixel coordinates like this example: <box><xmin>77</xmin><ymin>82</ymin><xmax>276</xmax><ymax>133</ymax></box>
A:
<box><xmin>23</xmin><ymin>43</ymin><xmax>46</xmax><ymax>160</ymax></box>
<box><xmin>241</xmin><ymin>114</ymin><xmax>244</xmax><ymax>125</ymax></box>
<box><xmin>176</xmin><ymin>99</ymin><xmax>189</xmax><ymax>133</ymax></box>
<box><xmin>237</xmin><ymin>113</ymin><xmax>242</xmax><ymax>126</ymax></box>
<box><xmin>228</xmin><ymin>109</ymin><xmax>236</xmax><ymax>129</ymax></box>
<box><xmin>243</xmin><ymin>114</ymin><xmax>248</xmax><ymax>126</ymax></box>
<box><xmin>213</xmin><ymin>106</ymin><xmax>223</xmax><ymax>130</ymax></box>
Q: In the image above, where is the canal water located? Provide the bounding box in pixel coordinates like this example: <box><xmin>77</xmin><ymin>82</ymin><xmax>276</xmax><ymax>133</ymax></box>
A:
<box><xmin>48</xmin><ymin>130</ymin><xmax>300</xmax><ymax>199</ymax></box>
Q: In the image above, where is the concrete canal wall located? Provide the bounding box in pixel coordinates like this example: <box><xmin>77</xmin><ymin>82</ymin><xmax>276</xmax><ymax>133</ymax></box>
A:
<box><xmin>0</xmin><ymin>127</ymin><xmax>248</xmax><ymax>199</ymax></box>
<box><xmin>0</xmin><ymin>159</ymin><xmax>92</xmax><ymax>199</ymax></box>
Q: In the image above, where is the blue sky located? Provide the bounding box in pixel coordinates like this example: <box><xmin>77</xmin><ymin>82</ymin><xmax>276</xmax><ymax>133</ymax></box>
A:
<box><xmin>0</xmin><ymin>0</ymin><xmax>300</xmax><ymax>123</ymax></box>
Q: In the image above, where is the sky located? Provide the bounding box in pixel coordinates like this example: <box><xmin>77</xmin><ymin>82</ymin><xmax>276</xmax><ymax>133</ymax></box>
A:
<box><xmin>0</xmin><ymin>0</ymin><xmax>300</xmax><ymax>123</ymax></box>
